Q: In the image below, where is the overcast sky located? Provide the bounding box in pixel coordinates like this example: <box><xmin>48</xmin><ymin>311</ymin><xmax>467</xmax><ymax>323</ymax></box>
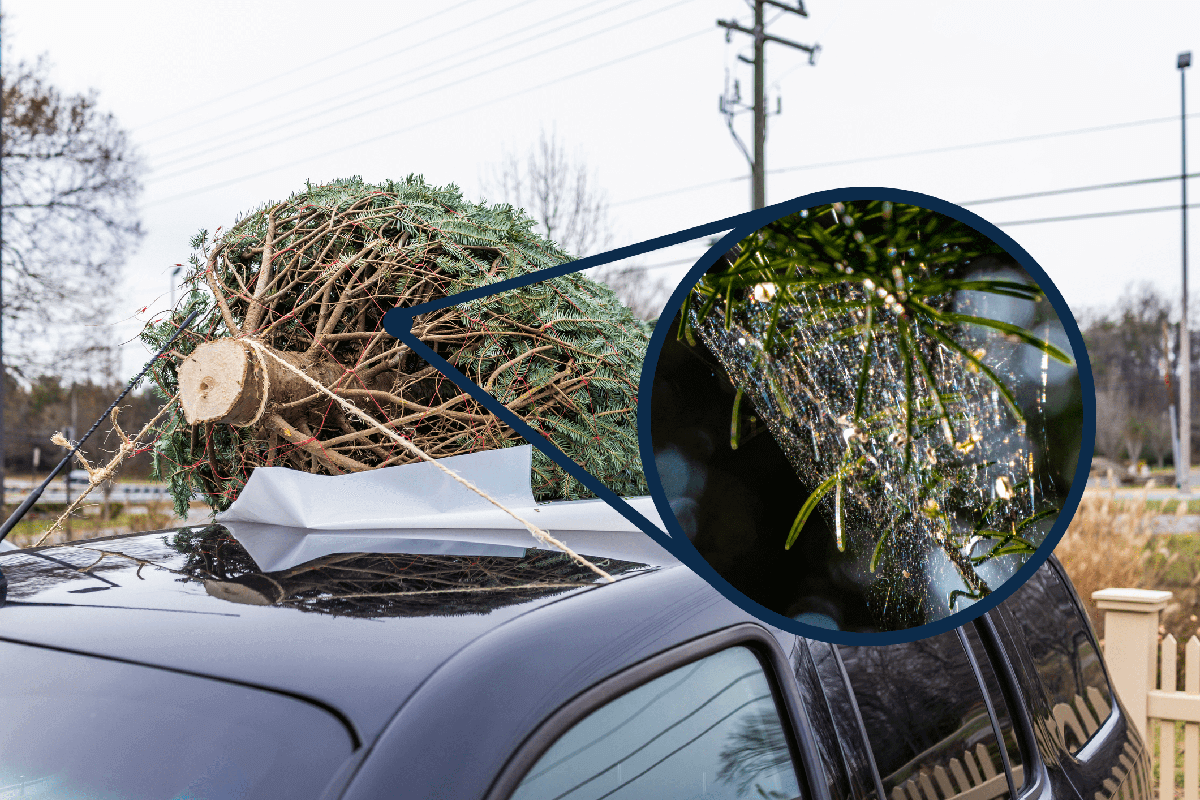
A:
<box><xmin>3</xmin><ymin>0</ymin><xmax>1197</xmax><ymax>373</ymax></box>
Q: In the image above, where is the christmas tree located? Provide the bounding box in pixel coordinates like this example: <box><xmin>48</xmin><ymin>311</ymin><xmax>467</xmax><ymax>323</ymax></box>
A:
<box><xmin>141</xmin><ymin>176</ymin><xmax>649</xmax><ymax>516</ymax></box>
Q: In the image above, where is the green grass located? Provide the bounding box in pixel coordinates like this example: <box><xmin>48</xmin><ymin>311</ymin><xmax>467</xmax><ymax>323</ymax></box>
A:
<box><xmin>1107</xmin><ymin>498</ymin><xmax>1200</xmax><ymax>514</ymax></box>
<box><xmin>1140</xmin><ymin>534</ymin><xmax>1200</xmax><ymax>588</ymax></box>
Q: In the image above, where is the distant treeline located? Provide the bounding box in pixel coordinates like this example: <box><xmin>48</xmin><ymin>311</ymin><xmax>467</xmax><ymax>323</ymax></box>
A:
<box><xmin>2</xmin><ymin>374</ymin><xmax>163</xmax><ymax>479</ymax></box>
<box><xmin>1084</xmin><ymin>284</ymin><xmax>1194</xmax><ymax>467</ymax></box>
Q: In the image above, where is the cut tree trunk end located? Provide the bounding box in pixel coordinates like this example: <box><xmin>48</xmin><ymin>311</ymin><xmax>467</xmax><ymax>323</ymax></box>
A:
<box><xmin>178</xmin><ymin>340</ymin><xmax>322</xmax><ymax>426</ymax></box>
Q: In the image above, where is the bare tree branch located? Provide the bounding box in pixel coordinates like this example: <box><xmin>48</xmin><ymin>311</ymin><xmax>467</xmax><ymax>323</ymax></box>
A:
<box><xmin>1</xmin><ymin>50</ymin><xmax>145</xmax><ymax>380</ymax></box>
<box><xmin>481</xmin><ymin>127</ymin><xmax>668</xmax><ymax>320</ymax></box>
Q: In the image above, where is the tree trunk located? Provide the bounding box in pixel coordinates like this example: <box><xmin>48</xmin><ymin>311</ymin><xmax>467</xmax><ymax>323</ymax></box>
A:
<box><xmin>1123</xmin><ymin>433</ymin><xmax>1144</xmax><ymax>470</ymax></box>
<box><xmin>178</xmin><ymin>340</ymin><xmax>333</xmax><ymax>426</ymax></box>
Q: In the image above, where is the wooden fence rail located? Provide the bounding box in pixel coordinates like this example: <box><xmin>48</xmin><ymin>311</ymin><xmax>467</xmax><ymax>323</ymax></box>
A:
<box><xmin>1094</xmin><ymin>588</ymin><xmax>1200</xmax><ymax>800</ymax></box>
<box><xmin>1153</xmin><ymin>633</ymin><xmax>1199</xmax><ymax>800</ymax></box>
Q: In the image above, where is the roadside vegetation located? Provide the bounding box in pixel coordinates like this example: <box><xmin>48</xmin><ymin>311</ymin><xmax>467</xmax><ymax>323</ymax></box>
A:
<box><xmin>4</xmin><ymin>498</ymin><xmax>178</xmax><ymax>547</ymax></box>
<box><xmin>1056</xmin><ymin>489</ymin><xmax>1200</xmax><ymax>648</ymax></box>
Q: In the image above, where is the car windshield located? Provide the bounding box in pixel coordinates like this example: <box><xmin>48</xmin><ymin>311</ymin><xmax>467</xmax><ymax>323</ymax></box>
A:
<box><xmin>0</xmin><ymin>640</ymin><xmax>355</xmax><ymax>800</ymax></box>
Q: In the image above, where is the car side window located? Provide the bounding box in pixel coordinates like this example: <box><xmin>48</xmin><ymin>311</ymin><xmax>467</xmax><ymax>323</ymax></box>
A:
<box><xmin>509</xmin><ymin>646</ymin><xmax>805</xmax><ymax>800</ymax></box>
<box><xmin>839</xmin><ymin>631</ymin><xmax>1015</xmax><ymax>800</ymax></box>
<box><xmin>1003</xmin><ymin>564</ymin><xmax>1113</xmax><ymax>754</ymax></box>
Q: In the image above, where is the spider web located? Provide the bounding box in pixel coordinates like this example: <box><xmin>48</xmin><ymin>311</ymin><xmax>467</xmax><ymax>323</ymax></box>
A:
<box><xmin>693</xmin><ymin>277</ymin><xmax>1060</xmax><ymax>629</ymax></box>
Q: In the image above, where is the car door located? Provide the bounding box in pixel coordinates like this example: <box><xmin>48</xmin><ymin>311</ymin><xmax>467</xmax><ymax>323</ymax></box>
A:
<box><xmin>785</xmin><ymin>635</ymin><xmax>884</xmax><ymax>800</ymax></box>
<box><xmin>987</xmin><ymin>559</ymin><xmax>1151</xmax><ymax>800</ymax></box>
<box><xmin>336</xmin><ymin>566</ymin><xmax>830</xmax><ymax>800</ymax></box>
<box><xmin>807</xmin><ymin>558</ymin><xmax>1151</xmax><ymax>800</ymax></box>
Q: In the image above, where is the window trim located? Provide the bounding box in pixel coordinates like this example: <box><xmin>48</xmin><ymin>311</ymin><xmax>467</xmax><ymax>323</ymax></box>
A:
<box><xmin>483</xmin><ymin>622</ymin><xmax>831</xmax><ymax>800</ymax></box>
<box><xmin>1042</xmin><ymin>556</ymin><xmax>1118</xmax><ymax>700</ymax></box>
<box><xmin>957</xmin><ymin>625</ymin><xmax>1018</xmax><ymax>800</ymax></box>
<box><xmin>992</xmin><ymin>557</ymin><xmax>1122</xmax><ymax>767</ymax></box>
<box><xmin>828</xmin><ymin>642</ymin><xmax>888</xmax><ymax>800</ymax></box>
<box><xmin>1032</xmin><ymin>558</ymin><xmax>1128</xmax><ymax>767</ymax></box>
<box><xmin>977</xmin><ymin>612</ymin><xmax>1051</xmax><ymax>800</ymax></box>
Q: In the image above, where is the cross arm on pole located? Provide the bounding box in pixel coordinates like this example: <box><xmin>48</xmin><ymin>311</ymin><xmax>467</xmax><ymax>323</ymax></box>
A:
<box><xmin>716</xmin><ymin>19</ymin><xmax>819</xmax><ymax>58</ymax></box>
<box><xmin>717</xmin><ymin>2</ymin><xmax>820</xmax><ymax>210</ymax></box>
<box><xmin>761</xmin><ymin>0</ymin><xmax>807</xmax><ymax>16</ymax></box>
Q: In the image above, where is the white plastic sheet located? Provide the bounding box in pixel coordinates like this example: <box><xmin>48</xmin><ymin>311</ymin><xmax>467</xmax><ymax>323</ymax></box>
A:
<box><xmin>216</xmin><ymin>445</ymin><xmax>673</xmax><ymax>571</ymax></box>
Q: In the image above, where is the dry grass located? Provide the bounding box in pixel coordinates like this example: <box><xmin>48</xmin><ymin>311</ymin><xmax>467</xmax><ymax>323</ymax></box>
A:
<box><xmin>1056</xmin><ymin>490</ymin><xmax>1200</xmax><ymax>645</ymax></box>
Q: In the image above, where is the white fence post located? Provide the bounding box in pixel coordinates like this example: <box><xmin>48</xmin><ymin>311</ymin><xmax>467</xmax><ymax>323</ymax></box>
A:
<box><xmin>1092</xmin><ymin>587</ymin><xmax>1173</xmax><ymax>741</ymax></box>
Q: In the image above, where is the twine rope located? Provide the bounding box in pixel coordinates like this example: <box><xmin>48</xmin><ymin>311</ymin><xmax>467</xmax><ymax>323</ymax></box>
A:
<box><xmin>242</xmin><ymin>338</ymin><xmax>615</xmax><ymax>583</ymax></box>
<box><xmin>35</xmin><ymin>398</ymin><xmax>181</xmax><ymax>548</ymax></box>
<box><xmin>246</xmin><ymin>341</ymin><xmax>272</xmax><ymax>427</ymax></box>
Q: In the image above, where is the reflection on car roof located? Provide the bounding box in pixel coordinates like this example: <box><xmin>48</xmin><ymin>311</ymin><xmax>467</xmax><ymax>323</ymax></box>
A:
<box><xmin>177</xmin><ymin>525</ymin><xmax>654</xmax><ymax>618</ymax></box>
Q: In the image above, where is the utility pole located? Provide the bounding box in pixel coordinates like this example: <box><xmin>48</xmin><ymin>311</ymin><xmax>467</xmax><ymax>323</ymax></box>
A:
<box><xmin>1166</xmin><ymin>319</ymin><xmax>1181</xmax><ymax>474</ymax></box>
<box><xmin>1180</xmin><ymin>51</ymin><xmax>1192</xmax><ymax>493</ymax></box>
<box><xmin>718</xmin><ymin>1</ymin><xmax>818</xmax><ymax>210</ymax></box>
<box><xmin>0</xmin><ymin>245</ymin><xmax>5</xmax><ymax>513</ymax></box>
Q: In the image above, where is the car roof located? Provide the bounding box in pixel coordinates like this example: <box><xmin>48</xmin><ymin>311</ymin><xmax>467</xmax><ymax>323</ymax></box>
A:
<box><xmin>0</xmin><ymin>526</ymin><xmax>678</xmax><ymax>747</ymax></box>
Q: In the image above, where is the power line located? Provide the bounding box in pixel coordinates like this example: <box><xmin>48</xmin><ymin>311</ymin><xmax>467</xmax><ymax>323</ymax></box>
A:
<box><xmin>588</xmin><ymin>257</ymin><xmax>699</xmax><ymax>272</ymax></box>
<box><xmin>961</xmin><ymin>173</ymin><xmax>1199</xmax><ymax>206</ymax></box>
<box><xmin>148</xmin><ymin>0</ymin><xmax>649</xmax><ymax>170</ymax></box>
<box><xmin>146</xmin><ymin>0</ymin><xmax>695</xmax><ymax>185</ymax></box>
<box><xmin>611</xmin><ymin>176</ymin><xmax>743</xmax><ymax>208</ymax></box>
<box><xmin>136</xmin><ymin>0</ymin><xmax>485</xmax><ymax>132</ymax></box>
<box><xmin>771</xmin><ymin>113</ymin><xmax>1200</xmax><ymax>176</ymax></box>
<box><xmin>145</xmin><ymin>0</ymin><xmax>541</xmax><ymax>149</ymax></box>
<box><xmin>633</xmin><ymin>257</ymin><xmax>698</xmax><ymax>271</ymax></box>
<box><xmin>610</xmin><ymin>112</ymin><xmax>1200</xmax><ymax>208</ymax></box>
<box><xmin>146</xmin><ymin>0</ymin><xmax>619</xmax><ymax>158</ymax></box>
<box><xmin>603</xmin><ymin>198</ymin><xmax>1200</xmax><ymax>270</ymax></box>
<box><xmin>996</xmin><ymin>203</ymin><xmax>1199</xmax><ymax>228</ymax></box>
<box><xmin>145</xmin><ymin>26</ymin><xmax>712</xmax><ymax>207</ymax></box>
<box><xmin>602</xmin><ymin>171</ymin><xmax>1198</xmax><ymax>235</ymax></box>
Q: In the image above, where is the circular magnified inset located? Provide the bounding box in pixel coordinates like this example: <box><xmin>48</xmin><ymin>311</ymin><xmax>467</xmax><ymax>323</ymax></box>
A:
<box><xmin>645</xmin><ymin>193</ymin><xmax>1093</xmax><ymax>639</ymax></box>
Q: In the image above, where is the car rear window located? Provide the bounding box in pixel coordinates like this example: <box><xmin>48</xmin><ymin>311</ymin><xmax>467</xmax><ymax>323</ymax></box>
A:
<box><xmin>0</xmin><ymin>640</ymin><xmax>355</xmax><ymax>800</ymax></box>
<box><xmin>1002</xmin><ymin>564</ymin><xmax>1114</xmax><ymax>754</ymax></box>
<box><xmin>840</xmin><ymin>631</ymin><xmax>1015</xmax><ymax>800</ymax></box>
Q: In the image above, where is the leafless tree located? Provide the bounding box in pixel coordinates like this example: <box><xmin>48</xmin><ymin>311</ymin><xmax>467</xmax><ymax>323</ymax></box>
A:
<box><xmin>484</xmin><ymin>127</ymin><xmax>612</xmax><ymax>258</ymax></box>
<box><xmin>1122</xmin><ymin>416</ymin><xmax>1147</xmax><ymax>468</ymax></box>
<box><xmin>1095</xmin><ymin>384</ymin><xmax>1131</xmax><ymax>464</ymax></box>
<box><xmin>481</xmin><ymin>128</ymin><xmax>668</xmax><ymax>320</ymax></box>
<box><xmin>1145</xmin><ymin>409</ymin><xmax>1173</xmax><ymax>468</ymax></box>
<box><xmin>1082</xmin><ymin>285</ymin><xmax>1174</xmax><ymax>411</ymax></box>
<box><xmin>1</xmin><ymin>50</ymin><xmax>145</xmax><ymax>381</ymax></box>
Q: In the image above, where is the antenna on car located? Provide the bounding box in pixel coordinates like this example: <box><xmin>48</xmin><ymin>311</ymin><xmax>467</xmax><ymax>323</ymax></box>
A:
<box><xmin>0</xmin><ymin>311</ymin><xmax>200</xmax><ymax>602</ymax></box>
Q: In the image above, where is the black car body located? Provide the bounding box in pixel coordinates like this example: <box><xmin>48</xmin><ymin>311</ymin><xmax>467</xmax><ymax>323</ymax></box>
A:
<box><xmin>0</xmin><ymin>528</ymin><xmax>1148</xmax><ymax>800</ymax></box>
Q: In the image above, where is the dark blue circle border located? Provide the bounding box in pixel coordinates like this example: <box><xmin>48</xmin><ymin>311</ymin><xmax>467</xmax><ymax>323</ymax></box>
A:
<box><xmin>636</xmin><ymin>187</ymin><xmax>1097</xmax><ymax>646</ymax></box>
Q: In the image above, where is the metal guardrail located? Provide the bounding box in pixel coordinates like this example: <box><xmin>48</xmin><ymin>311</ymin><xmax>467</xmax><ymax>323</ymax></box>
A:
<box><xmin>3</xmin><ymin>482</ymin><xmax>173</xmax><ymax>504</ymax></box>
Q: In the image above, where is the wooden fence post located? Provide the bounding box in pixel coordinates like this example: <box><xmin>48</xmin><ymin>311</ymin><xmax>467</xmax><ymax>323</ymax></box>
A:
<box><xmin>1092</xmin><ymin>587</ymin><xmax>1173</xmax><ymax>740</ymax></box>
